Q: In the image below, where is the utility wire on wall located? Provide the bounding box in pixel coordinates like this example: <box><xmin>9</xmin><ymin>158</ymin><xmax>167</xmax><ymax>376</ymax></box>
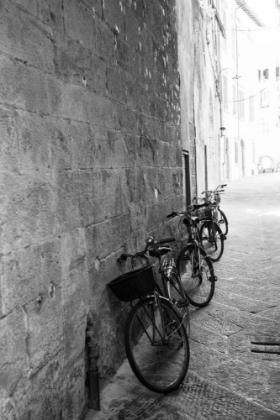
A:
<box><xmin>222</xmin><ymin>88</ymin><xmax>266</xmax><ymax>103</ymax></box>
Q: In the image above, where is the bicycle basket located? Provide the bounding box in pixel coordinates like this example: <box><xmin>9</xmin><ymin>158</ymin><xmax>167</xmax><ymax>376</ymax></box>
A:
<box><xmin>107</xmin><ymin>266</ymin><xmax>156</xmax><ymax>302</ymax></box>
<box><xmin>193</xmin><ymin>205</ymin><xmax>212</xmax><ymax>221</ymax></box>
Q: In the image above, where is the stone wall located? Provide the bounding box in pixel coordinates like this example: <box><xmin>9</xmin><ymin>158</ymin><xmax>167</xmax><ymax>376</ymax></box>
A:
<box><xmin>178</xmin><ymin>0</ymin><xmax>221</xmax><ymax>196</ymax></box>
<box><xmin>0</xmin><ymin>0</ymin><xmax>183</xmax><ymax>419</ymax></box>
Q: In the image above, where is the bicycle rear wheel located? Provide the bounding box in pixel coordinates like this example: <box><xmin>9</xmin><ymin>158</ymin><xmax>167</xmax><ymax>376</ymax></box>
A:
<box><xmin>176</xmin><ymin>244</ymin><xmax>215</xmax><ymax>307</ymax></box>
<box><xmin>167</xmin><ymin>271</ymin><xmax>190</xmax><ymax>337</ymax></box>
<box><xmin>125</xmin><ymin>296</ymin><xmax>190</xmax><ymax>393</ymax></box>
<box><xmin>218</xmin><ymin>208</ymin><xmax>228</xmax><ymax>236</ymax></box>
<box><xmin>199</xmin><ymin>221</ymin><xmax>224</xmax><ymax>262</ymax></box>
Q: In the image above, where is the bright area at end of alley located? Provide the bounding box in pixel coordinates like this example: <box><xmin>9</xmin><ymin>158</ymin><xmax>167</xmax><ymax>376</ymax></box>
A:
<box><xmin>86</xmin><ymin>173</ymin><xmax>280</xmax><ymax>419</ymax></box>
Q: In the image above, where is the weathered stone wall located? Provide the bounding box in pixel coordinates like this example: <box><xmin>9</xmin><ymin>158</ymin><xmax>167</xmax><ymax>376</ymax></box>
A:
<box><xmin>178</xmin><ymin>0</ymin><xmax>221</xmax><ymax>196</ymax></box>
<box><xmin>0</xmin><ymin>0</ymin><xmax>182</xmax><ymax>419</ymax></box>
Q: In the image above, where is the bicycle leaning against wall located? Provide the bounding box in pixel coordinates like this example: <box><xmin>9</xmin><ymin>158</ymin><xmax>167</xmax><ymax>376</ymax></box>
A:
<box><xmin>107</xmin><ymin>236</ymin><xmax>190</xmax><ymax>394</ymax></box>
<box><xmin>167</xmin><ymin>210</ymin><xmax>216</xmax><ymax>307</ymax></box>
<box><xmin>195</xmin><ymin>184</ymin><xmax>228</xmax><ymax>236</ymax></box>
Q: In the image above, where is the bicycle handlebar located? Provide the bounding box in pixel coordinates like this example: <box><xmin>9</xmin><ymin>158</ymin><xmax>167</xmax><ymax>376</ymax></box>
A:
<box><xmin>117</xmin><ymin>235</ymin><xmax>176</xmax><ymax>263</ymax></box>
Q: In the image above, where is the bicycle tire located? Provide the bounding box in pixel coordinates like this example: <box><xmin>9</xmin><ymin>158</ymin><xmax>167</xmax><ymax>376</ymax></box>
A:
<box><xmin>167</xmin><ymin>270</ymin><xmax>190</xmax><ymax>337</ymax></box>
<box><xmin>199</xmin><ymin>221</ymin><xmax>224</xmax><ymax>262</ymax></box>
<box><xmin>176</xmin><ymin>244</ymin><xmax>215</xmax><ymax>307</ymax></box>
<box><xmin>218</xmin><ymin>208</ymin><xmax>228</xmax><ymax>236</ymax></box>
<box><xmin>125</xmin><ymin>296</ymin><xmax>190</xmax><ymax>394</ymax></box>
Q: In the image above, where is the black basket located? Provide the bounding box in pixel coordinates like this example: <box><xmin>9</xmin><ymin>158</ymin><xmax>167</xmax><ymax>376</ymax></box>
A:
<box><xmin>193</xmin><ymin>205</ymin><xmax>212</xmax><ymax>221</ymax></box>
<box><xmin>107</xmin><ymin>266</ymin><xmax>156</xmax><ymax>302</ymax></box>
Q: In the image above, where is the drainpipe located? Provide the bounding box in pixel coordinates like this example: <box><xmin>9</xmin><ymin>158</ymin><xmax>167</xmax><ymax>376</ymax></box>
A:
<box><xmin>86</xmin><ymin>310</ymin><xmax>101</xmax><ymax>411</ymax></box>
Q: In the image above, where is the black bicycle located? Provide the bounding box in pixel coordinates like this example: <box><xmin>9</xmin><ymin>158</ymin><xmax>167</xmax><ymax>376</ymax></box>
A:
<box><xmin>168</xmin><ymin>211</ymin><xmax>216</xmax><ymax>307</ymax></box>
<box><xmin>198</xmin><ymin>184</ymin><xmax>229</xmax><ymax>236</ymax></box>
<box><xmin>107</xmin><ymin>236</ymin><xmax>190</xmax><ymax>394</ymax></box>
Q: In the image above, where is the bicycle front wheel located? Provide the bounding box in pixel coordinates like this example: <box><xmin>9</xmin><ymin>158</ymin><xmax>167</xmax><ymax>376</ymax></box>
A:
<box><xmin>199</xmin><ymin>221</ymin><xmax>224</xmax><ymax>262</ymax></box>
<box><xmin>167</xmin><ymin>271</ymin><xmax>190</xmax><ymax>337</ymax></box>
<box><xmin>176</xmin><ymin>244</ymin><xmax>215</xmax><ymax>307</ymax></box>
<box><xmin>125</xmin><ymin>296</ymin><xmax>190</xmax><ymax>394</ymax></box>
<box><xmin>218</xmin><ymin>208</ymin><xmax>228</xmax><ymax>236</ymax></box>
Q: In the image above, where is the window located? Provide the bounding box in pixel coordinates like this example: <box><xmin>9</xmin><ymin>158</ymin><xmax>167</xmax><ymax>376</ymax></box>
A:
<box><xmin>232</xmin><ymin>29</ymin><xmax>236</xmax><ymax>62</ymax></box>
<box><xmin>249</xmin><ymin>96</ymin><xmax>254</xmax><ymax>121</ymax></box>
<box><xmin>276</xmin><ymin>67</ymin><xmax>279</xmax><ymax>82</ymax></box>
<box><xmin>263</xmin><ymin>69</ymin><xmax>269</xmax><ymax>79</ymax></box>
<box><xmin>252</xmin><ymin>142</ymin><xmax>255</xmax><ymax>163</ymax></box>
<box><xmin>260</xmin><ymin>89</ymin><xmax>269</xmax><ymax>107</ymax></box>
<box><xmin>233</xmin><ymin>85</ymin><xmax>236</xmax><ymax>115</ymax></box>
<box><xmin>238</xmin><ymin>90</ymin><xmax>245</xmax><ymax>119</ymax></box>
<box><xmin>223</xmin><ymin>75</ymin><xmax>228</xmax><ymax>110</ymax></box>
<box><xmin>234</xmin><ymin>140</ymin><xmax>238</xmax><ymax>164</ymax></box>
<box><xmin>258</xmin><ymin>70</ymin><xmax>261</xmax><ymax>82</ymax></box>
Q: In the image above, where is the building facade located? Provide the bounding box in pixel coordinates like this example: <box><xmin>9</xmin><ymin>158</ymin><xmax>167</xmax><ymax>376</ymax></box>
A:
<box><xmin>218</xmin><ymin>0</ymin><xmax>265</xmax><ymax>181</ymax></box>
<box><xmin>0</xmin><ymin>1</ymin><xmax>222</xmax><ymax>419</ymax></box>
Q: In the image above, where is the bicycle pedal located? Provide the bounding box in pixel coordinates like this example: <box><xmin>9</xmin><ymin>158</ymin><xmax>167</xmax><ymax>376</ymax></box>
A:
<box><xmin>214</xmin><ymin>276</ymin><xmax>218</xmax><ymax>282</ymax></box>
<box><xmin>222</xmin><ymin>235</ymin><xmax>227</xmax><ymax>240</ymax></box>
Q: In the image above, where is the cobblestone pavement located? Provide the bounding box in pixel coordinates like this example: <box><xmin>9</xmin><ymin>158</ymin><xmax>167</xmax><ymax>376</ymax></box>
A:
<box><xmin>86</xmin><ymin>173</ymin><xmax>280</xmax><ymax>420</ymax></box>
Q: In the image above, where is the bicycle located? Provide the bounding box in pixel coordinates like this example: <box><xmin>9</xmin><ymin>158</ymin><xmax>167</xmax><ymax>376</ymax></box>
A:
<box><xmin>167</xmin><ymin>211</ymin><xmax>216</xmax><ymax>307</ymax></box>
<box><xmin>107</xmin><ymin>236</ymin><xmax>190</xmax><ymax>394</ymax></box>
<box><xmin>196</xmin><ymin>184</ymin><xmax>228</xmax><ymax>237</ymax></box>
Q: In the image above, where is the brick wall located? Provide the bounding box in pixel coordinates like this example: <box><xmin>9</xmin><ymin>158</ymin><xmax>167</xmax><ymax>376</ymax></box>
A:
<box><xmin>0</xmin><ymin>0</ymin><xmax>183</xmax><ymax>419</ymax></box>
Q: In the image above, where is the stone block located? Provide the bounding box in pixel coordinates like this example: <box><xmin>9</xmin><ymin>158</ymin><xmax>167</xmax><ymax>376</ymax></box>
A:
<box><xmin>62</xmin><ymin>266</ymin><xmax>89</xmax><ymax>365</ymax></box>
<box><xmin>114</xmin><ymin>37</ymin><xmax>131</xmax><ymax>72</ymax></box>
<box><xmin>0</xmin><ymin>390</ymin><xmax>17</xmax><ymax>420</ymax></box>
<box><xmin>23</xmin><ymin>287</ymin><xmax>63</xmax><ymax>375</ymax></box>
<box><xmin>60</xmin><ymin>229</ymin><xmax>89</xmax><ymax>365</ymax></box>
<box><xmin>0</xmin><ymin>3</ymin><xmax>54</xmax><ymax>72</ymax></box>
<box><xmin>140</xmin><ymin>135</ymin><xmax>156</xmax><ymax>166</ymax></box>
<box><xmin>37</xmin><ymin>0</ymin><xmax>64</xmax><ymax>37</ymax></box>
<box><xmin>0</xmin><ymin>55</ymin><xmax>49</xmax><ymax>114</ymax></box>
<box><xmin>63</xmin><ymin>0</ymin><xmax>96</xmax><ymax>52</ymax></box>
<box><xmin>95</xmin><ymin>19</ymin><xmax>115</xmax><ymax>63</ymax></box>
<box><xmin>11</xmin><ymin>353</ymin><xmax>64</xmax><ymax>420</ymax></box>
<box><xmin>125</xmin><ymin>168</ymin><xmax>146</xmax><ymax>205</ymax></box>
<box><xmin>106</xmin><ymin>66</ymin><xmax>127</xmax><ymax>103</ymax></box>
<box><xmin>98</xmin><ymin>169</ymin><xmax>129</xmax><ymax>219</ymax></box>
<box><xmin>54</xmin><ymin>35</ymin><xmax>107</xmax><ymax>95</ymax></box>
<box><xmin>86</xmin><ymin>220</ymin><xmax>114</xmax><ymax>262</ymax></box>
<box><xmin>86</xmin><ymin>213</ymin><xmax>131</xmax><ymax>263</ymax></box>
<box><xmin>77</xmin><ymin>171</ymin><xmax>101</xmax><ymax>227</ymax></box>
<box><xmin>114</xmin><ymin>102</ymin><xmax>139</xmax><ymax>133</ymax></box>
<box><xmin>15</xmin><ymin>111</ymin><xmax>53</xmax><ymax>174</ymax></box>
<box><xmin>55</xmin><ymin>169</ymin><xmax>103</xmax><ymax>230</ymax></box>
<box><xmin>124</xmin><ymin>6</ymin><xmax>139</xmax><ymax>49</ymax></box>
<box><xmin>102</xmin><ymin>0</ymin><xmax>125</xmax><ymax>34</ymax></box>
<box><xmin>53</xmin><ymin>83</ymin><xmax>115</xmax><ymax>127</ymax></box>
<box><xmin>109</xmin><ymin>130</ymin><xmax>140</xmax><ymax>169</ymax></box>
<box><xmin>82</xmin><ymin>0</ymin><xmax>102</xmax><ymax>17</ymax></box>
<box><xmin>62</xmin><ymin>355</ymin><xmax>86</xmax><ymax>420</ymax></box>
<box><xmin>171</xmin><ymin>169</ymin><xmax>183</xmax><ymax>195</ymax></box>
<box><xmin>1</xmin><ymin>240</ymin><xmax>61</xmax><ymax>314</ymax></box>
<box><xmin>0</xmin><ymin>107</ymin><xmax>20</xmax><ymax>173</ymax></box>
<box><xmin>55</xmin><ymin>170</ymin><xmax>82</xmax><ymax>232</ymax></box>
<box><xmin>0</xmin><ymin>310</ymin><xmax>28</xmax><ymax>394</ymax></box>
<box><xmin>10</xmin><ymin>0</ymin><xmax>37</xmax><ymax>17</ymax></box>
<box><xmin>71</xmin><ymin>124</ymin><xmax>111</xmax><ymax>169</ymax></box>
<box><xmin>0</xmin><ymin>174</ymin><xmax>55</xmax><ymax>255</ymax></box>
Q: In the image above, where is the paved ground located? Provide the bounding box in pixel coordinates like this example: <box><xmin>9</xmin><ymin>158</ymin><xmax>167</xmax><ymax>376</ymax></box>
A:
<box><xmin>86</xmin><ymin>173</ymin><xmax>280</xmax><ymax>420</ymax></box>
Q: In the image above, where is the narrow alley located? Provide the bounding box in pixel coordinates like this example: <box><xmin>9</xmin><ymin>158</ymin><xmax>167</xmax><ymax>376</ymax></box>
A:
<box><xmin>87</xmin><ymin>173</ymin><xmax>280</xmax><ymax>420</ymax></box>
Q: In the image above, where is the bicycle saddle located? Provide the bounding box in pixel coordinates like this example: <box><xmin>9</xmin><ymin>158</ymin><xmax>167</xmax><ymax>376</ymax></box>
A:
<box><xmin>149</xmin><ymin>245</ymin><xmax>171</xmax><ymax>258</ymax></box>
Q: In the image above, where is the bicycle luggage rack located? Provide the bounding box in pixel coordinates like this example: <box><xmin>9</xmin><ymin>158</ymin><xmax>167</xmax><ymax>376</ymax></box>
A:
<box><xmin>251</xmin><ymin>340</ymin><xmax>280</xmax><ymax>355</ymax></box>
